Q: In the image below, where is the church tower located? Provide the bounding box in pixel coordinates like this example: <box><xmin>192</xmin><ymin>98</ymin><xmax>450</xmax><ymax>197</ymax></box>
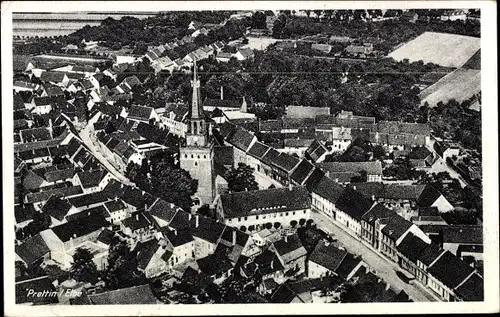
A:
<box><xmin>179</xmin><ymin>62</ymin><xmax>215</xmax><ymax>208</ymax></box>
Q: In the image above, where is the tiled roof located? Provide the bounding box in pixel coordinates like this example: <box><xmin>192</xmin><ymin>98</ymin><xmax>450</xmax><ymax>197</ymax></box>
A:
<box><xmin>148</xmin><ymin>199</ymin><xmax>179</xmax><ymax>224</ymax></box>
<box><xmin>273</xmin><ymin>234</ymin><xmax>307</xmax><ymax>260</ymax></box>
<box><xmin>16</xmin><ymin>276</ymin><xmax>59</xmax><ymax>305</ymax></box>
<box><xmin>454</xmin><ymin>273</ymin><xmax>484</xmax><ymax>302</ymax></box>
<box><xmin>380</xmin><ymin>215</ymin><xmax>413</xmax><ymax>241</ymax></box>
<box><xmin>427</xmin><ymin>251</ymin><xmax>475</xmax><ymax>289</ymax></box>
<box><xmin>87</xmin><ymin>284</ymin><xmax>158</xmax><ymax>304</ymax></box>
<box><xmin>128</xmin><ymin>105</ymin><xmax>154</xmax><ymax>121</ymax></box>
<box><xmin>104</xmin><ymin>200</ymin><xmax>126</xmax><ymax>213</ymax></box>
<box><xmin>25</xmin><ymin>185</ymin><xmax>83</xmax><ymax>204</ymax></box>
<box><xmin>97</xmin><ymin>228</ymin><xmax>115</xmax><ymax>245</ymax></box>
<box><xmin>51</xmin><ymin>213</ymin><xmax>108</xmax><ymax>242</ymax></box>
<box><xmin>396</xmin><ymin>233</ymin><xmax>430</xmax><ymax>262</ymax></box>
<box><xmin>318</xmin><ymin>161</ymin><xmax>383</xmax><ymax>176</ymax></box>
<box><xmin>417</xmin><ymin>243</ymin><xmax>445</xmax><ymax>266</ymax></box>
<box><xmin>136</xmin><ymin>239</ymin><xmax>160</xmax><ymax>270</ymax></box>
<box><xmin>290</xmin><ymin>159</ymin><xmax>314</xmax><ymax>184</ymax></box>
<box><xmin>228</xmin><ymin>126</ymin><xmax>255</xmax><ymax>152</ymax></box>
<box><xmin>309</xmin><ymin>240</ymin><xmax>348</xmax><ymax>272</ymax></box>
<box><xmin>68</xmin><ymin>191</ymin><xmax>110</xmax><ymax>208</ymax></box>
<box><xmin>76</xmin><ymin>169</ymin><xmax>106</xmax><ymax>188</ymax></box>
<box><xmin>122</xmin><ymin>212</ymin><xmax>152</xmax><ymax>231</ymax></box>
<box><xmin>442</xmin><ymin>226</ymin><xmax>483</xmax><ymax>245</ymax></box>
<box><xmin>273</xmin><ymin>152</ymin><xmax>301</xmax><ymax>172</ymax></box>
<box><xmin>42</xmin><ymin>195</ymin><xmax>73</xmax><ymax>221</ymax></box>
<box><xmin>335</xmin><ymin>187</ymin><xmax>375</xmax><ymax>221</ymax></box>
<box><xmin>219</xmin><ymin>186</ymin><xmax>311</xmax><ymax>219</ymax></box>
<box><xmin>40</xmin><ymin>71</ymin><xmax>67</xmax><ymax>83</ymax></box>
<box><xmin>361</xmin><ymin>203</ymin><xmax>394</xmax><ymax>224</ymax></box>
<box><xmin>15</xmin><ymin>234</ymin><xmax>50</xmax><ymax>266</ymax></box>
<box><xmin>20</xmin><ymin>128</ymin><xmax>52</xmax><ymax>143</ymax></box>
<box><xmin>197</xmin><ymin>252</ymin><xmax>233</xmax><ymax>277</ymax></box>
<box><xmin>309</xmin><ymin>175</ymin><xmax>345</xmax><ymax>204</ymax></box>
<box><xmin>163</xmin><ymin>228</ymin><xmax>193</xmax><ymax>247</ymax></box>
<box><xmin>286</xmin><ymin>106</ymin><xmax>330</xmax><ymax>119</ymax></box>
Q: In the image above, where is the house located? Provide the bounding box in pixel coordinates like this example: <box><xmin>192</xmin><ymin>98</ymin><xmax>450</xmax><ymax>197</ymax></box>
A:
<box><xmin>309</xmin><ymin>174</ymin><xmax>345</xmax><ymax>220</ymax></box>
<box><xmin>160</xmin><ymin>102</ymin><xmax>189</xmax><ymax>138</ymax></box>
<box><xmin>308</xmin><ymin>240</ymin><xmax>363</xmax><ymax>280</ymax></box>
<box><xmin>82</xmin><ymin>284</ymin><xmax>160</xmax><ymax>304</ymax></box>
<box><xmin>317</xmin><ymin>161</ymin><xmax>383</xmax><ymax>183</ymax></box>
<box><xmin>120</xmin><ymin>212</ymin><xmax>155</xmax><ymax>242</ymax></box>
<box><xmin>426</xmin><ymin>251</ymin><xmax>477</xmax><ymax>301</ymax></box>
<box><xmin>41</xmin><ymin>195</ymin><xmax>79</xmax><ymax>226</ymax></box>
<box><xmin>14</xmin><ymin>81</ymin><xmax>39</xmax><ymax>92</ymax></box>
<box><xmin>329</xmin><ymin>36</ymin><xmax>354</xmax><ymax>44</ymax></box>
<box><xmin>442</xmin><ymin>226</ymin><xmax>483</xmax><ymax>261</ymax></box>
<box><xmin>285</xmin><ymin>106</ymin><xmax>330</xmax><ymax>119</ymax></box>
<box><xmin>216</xmin><ymin>52</ymin><xmax>233</xmax><ymax>63</ymax></box>
<box><xmin>311</xmin><ymin>43</ymin><xmax>332</xmax><ymax>54</ymax></box>
<box><xmin>16</xmin><ymin>276</ymin><xmax>59</xmax><ymax>305</ymax></box>
<box><xmin>305</xmin><ymin>139</ymin><xmax>328</xmax><ymax>163</ymax></box>
<box><xmin>126</xmin><ymin>105</ymin><xmax>160</xmax><ymax>123</ymax></box>
<box><xmin>271</xmin><ymin>234</ymin><xmax>307</xmax><ymax>275</ymax></box>
<box><xmin>250</xmin><ymin>248</ymin><xmax>286</xmax><ymax>282</ymax></box>
<box><xmin>103</xmin><ymin>199</ymin><xmax>129</xmax><ymax>223</ymax></box>
<box><xmin>73</xmin><ymin>169</ymin><xmax>114</xmax><ymax>194</ymax></box>
<box><xmin>396</xmin><ymin>232</ymin><xmax>431</xmax><ymax>278</ymax></box>
<box><xmin>440</xmin><ymin>9</ymin><xmax>467</xmax><ymax>21</ymax></box>
<box><xmin>233</xmin><ymin>48</ymin><xmax>255</xmax><ymax>61</ymax></box>
<box><xmin>159</xmin><ymin>228</ymin><xmax>195</xmax><ymax>267</ymax></box>
<box><xmin>151</xmin><ymin>56</ymin><xmax>175</xmax><ymax>73</ymax></box>
<box><xmin>216</xmin><ymin>186</ymin><xmax>311</xmax><ymax>232</ymax></box>
<box><xmin>360</xmin><ymin>203</ymin><xmax>395</xmax><ymax>249</ymax></box>
<box><xmin>196</xmin><ymin>250</ymin><xmax>234</xmax><ymax>284</ymax></box>
<box><xmin>377</xmin><ymin>213</ymin><xmax>431</xmax><ymax>262</ymax></box>
<box><xmin>345</xmin><ymin>43</ymin><xmax>374</xmax><ymax>57</ymax></box>
<box><xmin>333</xmin><ymin>187</ymin><xmax>376</xmax><ymax>237</ymax></box>
<box><xmin>135</xmin><ymin>239</ymin><xmax>171</xmax><ymax>278</ymax></box>
<box><xmin>408</xmin><ymin>146</ymin><xmax>435</xmax><ymax>168</ymax></box>
<box><xmin>39</xmin><ymin>213</ymin><xmax>109</xmax><ymax>269</ymax></box>
<box><xmin>40</xmin><ymin>71</ymin><xmax>70</xmax><ymax>87</ymax></box>
<box><xmin>251</xmin><ymin>228</ymin><xmax>281</xmax><ymax>247</ymax></box>
<box><xmin>15</xmin><ymin>234</ymin><xmax>51</xmax><ymax>269</ymax></box>
<box><xmin>434</xmin><ymin>141</ymin><xmax>461</xmax><ymax>161</ymax></box>
<box><xmin>354</xmin><ymin>183</ymin><xmax>454</xmax><ymax>214</ymax></box>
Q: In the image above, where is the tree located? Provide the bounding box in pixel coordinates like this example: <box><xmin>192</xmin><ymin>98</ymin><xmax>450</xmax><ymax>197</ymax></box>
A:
<box><xmin>225</xmin><ymin>163</ymin><xmax>258</xmax><ymax>193</ymax></box>
<box><xmin>126</xmin><ymin>151</ymin><xmax>198</xmax><ymax>211</ymax></box>
<box><xmin>240</xmin><ymin>226</ymin><xmax>247</xmax><ymax>232</ymax></box>
<box><xmin>102</xmin><ymin>240</ymin><xmax>145</xmax><ymax>290</ymax></box>
<box><xmin>299</xmin><ymin>218</ymin><xmax>306</xmax><ymax>227</ymax></box>
<box><xmin>290</xmin><ymin>220</ymin><xmax>298</xmax><ymax>228</ymax></box>
<box><xmin>265</xmin><ymin>222</ymin><xmax>273</xmax><ymax>229</ymax></box>
<box><xmin>70</xmin><ymin>247</ymin><xmax>98</xmax><ymax>284</ymax></box>
<box><xmin>274</xmin><ymin>222</ymin><xmax>281</xmax><ymax>229</ymax></box>
<box><xmin>248</xmin><ymin>225</ymin><xmax>255</xmax><ymax>232</ymax></box>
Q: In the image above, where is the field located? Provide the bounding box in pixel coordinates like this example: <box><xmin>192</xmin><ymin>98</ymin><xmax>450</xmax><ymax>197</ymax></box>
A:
<box><xmin>461</xmin><ymin>49</ymin><xmax>481</xmax><ymax>70</ymax></box>
<box><xmin>241</xmin><ymin>37</ymin><xmax>280</xmax><ymax>50</ymax></box>
<box><xmin>419</xmin><ymin>68</ymin><xmax>481</xmax><ymax>106</ymax></box>
<box><xmin>388</xmin><ymin>31</ymin><xmax>480</xmax><ymax>68</ymax></box>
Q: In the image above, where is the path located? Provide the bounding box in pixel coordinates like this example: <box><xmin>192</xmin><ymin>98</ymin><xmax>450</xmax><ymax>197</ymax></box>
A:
<box><xmin>311</xmin><ymin>209</ymin><xmax>441</xmax><ymax>302</ymax></box>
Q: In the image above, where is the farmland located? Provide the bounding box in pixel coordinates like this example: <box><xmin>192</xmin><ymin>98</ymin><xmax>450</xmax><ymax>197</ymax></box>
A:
<box><xmin>419</xmin><ymin>68</ymin><xmax>481</xmax><ymax>106</ymax></box>
<box><xmin>388</xmin><ymin>31</ymin><xmax>480</xmax><ymax>68</ymax></box>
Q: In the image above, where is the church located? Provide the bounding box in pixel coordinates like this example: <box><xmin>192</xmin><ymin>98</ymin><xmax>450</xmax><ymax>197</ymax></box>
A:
<box><xmin>179</xmin><ymin>63</ymin><xmax>216</xmax><ymax>208</ymax></box>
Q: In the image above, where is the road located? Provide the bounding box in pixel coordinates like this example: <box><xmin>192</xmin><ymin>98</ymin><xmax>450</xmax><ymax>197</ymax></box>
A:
<box><xmin>311</xmin><ymin>210</ymin><xmax>441</xmax><ymax>302</ymax></box>
<box><xmin>78</xmin><ymin>125</ymin><xmax>134</xmax><ymax>186</ymax></box>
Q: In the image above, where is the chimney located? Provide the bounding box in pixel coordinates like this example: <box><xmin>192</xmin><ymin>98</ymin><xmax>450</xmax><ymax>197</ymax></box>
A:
<box><xmin>232</xmin><ymin>230</ymin><xmax>237</xmax><ymax>246</ymax></box>
<box><xmin>220</xmin><ymin>86</ymin><xmax>224</xmax><ymax>100</ymax></box>
<box><xmin>284</xmin><ymin>235</ymin><xmax>288</xmax><ymax>243</ymax></box>
<box><xmin>136</xmin><ymin>214</ymin><xmax>139</xmax><ymax>221</ymax></box>
<box><xmin>196</xmin><ymin>214</ymin><xmax>199</xmax><ymax>228</ymax></box>
<box><xmin>353</xmin><ymin>185</ymin><xmax>357</xmax><ymax>191</ymax></box>
<box><xmin>372</xmin><ymin>195</ymin><xmax>375</xmax><ymax>201</ymax></box>
<box><xmin>73</xmin><ymin>233</ymin><xmax>77</xmax><ymax>238</ymax></box>
<box><xmin>189</xmin><ymin>214</ymin><xmax>192</xmax><ymax>221</ymax></box>
<box><xmin>173</xmin><ymin>228</ymin><xmax>177</xmax><ymax>236</ymax></box>
<box><xmin>270</xmin><ymin>259</ymin><xmax>274</xmax><ymax>270</ymax></box>
<box><xmin>289</xmin><ymin>183</ymin><xmax>293</xmax><ymax>191</ymax></box>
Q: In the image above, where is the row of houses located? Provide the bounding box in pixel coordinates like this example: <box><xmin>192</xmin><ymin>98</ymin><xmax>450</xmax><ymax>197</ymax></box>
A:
<box><xmin>210</xmin><ymin>120</ymin><xmax>482</xmax><ymax>302</ymax></box>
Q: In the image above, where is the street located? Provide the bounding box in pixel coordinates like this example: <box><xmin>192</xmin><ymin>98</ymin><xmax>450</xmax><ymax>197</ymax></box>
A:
<box><xmin>78</xmin><ymin>125</ymin><xmax>135</xmax><ymax>186</ymax></box>
<box><xmin>311</xmin><ymin>210</ymin><xmax>441</xmax><ymax>302</ymax></box>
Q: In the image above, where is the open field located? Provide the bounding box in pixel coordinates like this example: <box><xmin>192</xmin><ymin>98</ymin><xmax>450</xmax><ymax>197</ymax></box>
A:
<box><xmin>462</xmin><ymin>49</ymin><xmax>481</xmax><ymax>70</ymax></box>
<box><xmin>388</xmin><ymin>31</ymin><xmax>480</xmax><ymax>68</ymax></box>
<box><xmin>241</xmin><ymin>37</ymin><xmax>280</xmax><ymax>50</ymax></box>
<box><xmin>419</xmin><ymin>68</ymin><xmax>481</xmax><ymax>106</ymax></box>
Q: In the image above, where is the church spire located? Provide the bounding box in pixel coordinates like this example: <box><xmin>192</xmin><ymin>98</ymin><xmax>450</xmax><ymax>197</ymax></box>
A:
<box><xmin>190</xmin><ymin>62</ymin><xmax>202</xmax><ymax>120</ymax></box>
